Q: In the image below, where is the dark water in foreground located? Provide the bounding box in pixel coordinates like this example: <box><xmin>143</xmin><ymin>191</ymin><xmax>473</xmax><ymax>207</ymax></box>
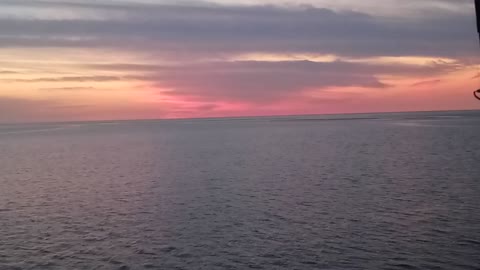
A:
<box><xmin>1</xmin><ymin>111</ymin><xmax>480</xmax><ymax>270</ymax></box>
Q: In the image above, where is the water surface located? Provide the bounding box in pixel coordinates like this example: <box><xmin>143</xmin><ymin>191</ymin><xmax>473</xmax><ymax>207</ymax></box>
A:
<box><xmin>1</xmin><ymin>111</ymin><xmax>480</xmax><ymax>269</ymax></box>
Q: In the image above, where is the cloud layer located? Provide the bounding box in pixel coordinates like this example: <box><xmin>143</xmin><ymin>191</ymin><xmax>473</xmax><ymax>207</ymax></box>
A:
<box><xmin>0</xmin><ymin>0</ymin><xmax>477</xmax><ymax>122</ymax></box>
<box><xmin>0</xmin><ymin>1</ymin><xmax>476</xmax><ymax>58</ymax></box>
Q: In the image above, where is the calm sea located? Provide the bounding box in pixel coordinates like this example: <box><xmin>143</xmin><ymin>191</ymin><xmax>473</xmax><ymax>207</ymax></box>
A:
<box><xmin>1</xmin><ymin>111</ymin><xmax>479</xmax><ymax>270</ymax></box>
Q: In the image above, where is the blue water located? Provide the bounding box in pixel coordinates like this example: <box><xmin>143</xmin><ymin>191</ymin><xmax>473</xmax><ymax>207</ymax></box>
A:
<box><xmin>1</xmin><ymin>111</ymin><xmax>479</xmax><ymax>270</ymax></box>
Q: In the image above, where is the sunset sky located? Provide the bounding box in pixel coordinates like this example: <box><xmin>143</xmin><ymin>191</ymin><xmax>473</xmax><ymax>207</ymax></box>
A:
<box><xmin>0</xmin><ymin>0</ymin><xmax>479</xmax><ymax>122</ymax></box>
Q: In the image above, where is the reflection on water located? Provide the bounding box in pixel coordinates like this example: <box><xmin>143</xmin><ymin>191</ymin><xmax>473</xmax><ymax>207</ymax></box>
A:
<box><xmin>1</xmin><ymin>111</ymin><xmax>480</xmax><ymax>269</ymax></box>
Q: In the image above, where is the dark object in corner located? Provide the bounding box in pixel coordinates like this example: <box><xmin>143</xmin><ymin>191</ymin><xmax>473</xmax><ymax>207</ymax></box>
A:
<box><xmin>476</xmin><ymin>0</ymin><xmax>480</xmax><ymax>35</ymax></box>
<box><xmin>474</xmin><ymin>89</ymin><xmax>480</xmax><ymax>100</ymax></box>
<box><xmin>474</xmin><ymin>1</ymin><xmax>480</xmax><ymax>101</ymax></box>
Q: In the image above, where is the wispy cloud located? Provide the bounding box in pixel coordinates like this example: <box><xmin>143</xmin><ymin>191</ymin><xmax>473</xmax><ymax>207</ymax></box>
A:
<box><xmin>0</xmin><ymin>70</ymin><xmax>19</xmax><ymax>74</ymax></box>
<box><xmin>39</xmin><ymin>86</ymin><xmax>95</xmax><ymax>91</ymax></box>
<box><xmin>2</xmin><ymin>75</ymin><xmax>143</xmax><ymax>82</ymax></box>
<box><xmin>410</xmin><ymin>79</ymin><xmax>443</xmax><ymax>87</ymax></box>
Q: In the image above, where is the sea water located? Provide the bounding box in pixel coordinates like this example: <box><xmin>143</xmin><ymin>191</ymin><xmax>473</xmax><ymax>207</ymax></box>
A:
<box><xmin>1</xmin><ymin>111</ymin><xmax>479</xmax><ymax>269</ymax></box>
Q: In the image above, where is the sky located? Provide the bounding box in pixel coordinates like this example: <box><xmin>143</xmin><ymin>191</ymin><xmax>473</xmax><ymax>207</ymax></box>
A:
<box><xmin>0</xmin><ymin>0</ymin><xmax>479</xmax><ymax>122</ymax></box>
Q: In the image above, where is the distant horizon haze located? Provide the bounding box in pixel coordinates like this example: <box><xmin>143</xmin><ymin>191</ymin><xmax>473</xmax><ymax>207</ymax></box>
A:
<box><xmin>1</xmin><ymin>109</ymin><xmax>479</xmax><ymax>125</ymax></box>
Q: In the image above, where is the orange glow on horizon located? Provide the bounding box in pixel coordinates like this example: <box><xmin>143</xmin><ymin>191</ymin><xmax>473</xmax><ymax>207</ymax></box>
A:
<box><xmin>1</xmin><ymin>46</ymin><xmax>478</xmax><ymax>123</ymax></box>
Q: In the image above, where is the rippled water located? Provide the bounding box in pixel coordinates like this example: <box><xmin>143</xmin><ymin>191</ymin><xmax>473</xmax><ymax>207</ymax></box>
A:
<box><xmin>1</xmin><ymin>111</ymin><xmax>480</xmax><ymax>270</ymax></box>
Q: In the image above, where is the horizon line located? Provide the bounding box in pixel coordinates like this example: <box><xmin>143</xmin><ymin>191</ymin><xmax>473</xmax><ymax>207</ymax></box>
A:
<box><xmin>1</xmin><ymin>108</ymin><xmax>479</xmax><ymax>126</ymax></box>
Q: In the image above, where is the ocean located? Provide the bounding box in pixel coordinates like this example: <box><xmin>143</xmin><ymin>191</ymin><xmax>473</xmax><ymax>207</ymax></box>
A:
<box><xmin>1</xmin><ymin>111</ymin><xmax>479</xmax><ymax>270</ymax></box>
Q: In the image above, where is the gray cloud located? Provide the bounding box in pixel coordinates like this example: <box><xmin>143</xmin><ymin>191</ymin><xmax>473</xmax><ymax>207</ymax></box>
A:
<box><xmin>151</xmin><ymin>61</ymin><xmax>460</xmax><ymax>103</ymax></box>
<box><xmin>151</xmin><ymin>61</ymin><xmax>388</xmax><ymax>102</ymax></box>
<box><xmin>0</xmin><ymin>1</ymin><xmax>476</xmax><ymax>58</ymax></box>
<box><xmin>86</xmin><ymin>59</ymin><xmax>460</xmax><ymax>77</ymax></box>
